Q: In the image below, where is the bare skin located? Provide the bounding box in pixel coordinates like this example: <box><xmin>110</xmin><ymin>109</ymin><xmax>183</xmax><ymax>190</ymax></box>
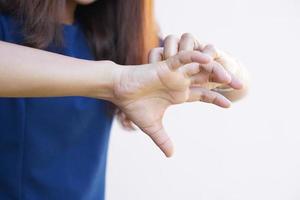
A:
<box><xmin>118</xmin><ymin>34</ymin><xmax>249</xmax><ymax>130</ymax></box>
<box><xmin>112</xmin><ymin>51</ymin><xmax>242</xmax><ymax>157</ymax></box>
<box><xmin>66</xmin><ymin>0</ymin><xmax>249</xmax><ymax>136</ymax></box>
<box><xmin>0</xmin><ymin>39</ymin><xmax>242</xmax><ymax>157</ymax></box>
<box><xmin>0</xmin><ymin>0</ymin><xmax>246</xmax><ymax>157</ymax></box>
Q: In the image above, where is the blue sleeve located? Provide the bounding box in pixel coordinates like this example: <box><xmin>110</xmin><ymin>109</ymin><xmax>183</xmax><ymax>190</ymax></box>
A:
<box><xmin>0</xmin><ymin>14</ymin><xmax>4</xmax><ymax>40</ymax></box>
<box><xmin>0</xmin><ymin>16</ymin><xmax>4</xmax><ymax>40</ymax></box>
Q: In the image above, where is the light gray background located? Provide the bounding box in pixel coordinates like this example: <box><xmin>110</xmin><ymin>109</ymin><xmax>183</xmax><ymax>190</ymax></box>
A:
<box><xmin>107</xmin><ymin>0</ymin><xmax>300</xmax><ymax>199</ymax></box>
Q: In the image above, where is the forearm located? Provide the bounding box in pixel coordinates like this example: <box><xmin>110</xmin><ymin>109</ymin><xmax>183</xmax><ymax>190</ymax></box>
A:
<box><xmin>0</xmin><ymin>41</ymin><xmax>119</xmax><ymax>100</ymax></box>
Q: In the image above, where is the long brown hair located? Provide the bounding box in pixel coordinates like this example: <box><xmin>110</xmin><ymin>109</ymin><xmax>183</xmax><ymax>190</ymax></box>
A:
<box><xmin>0</xmin><ymin>0</ymin><xmax>159</xmax><ymax>65</ymax></box>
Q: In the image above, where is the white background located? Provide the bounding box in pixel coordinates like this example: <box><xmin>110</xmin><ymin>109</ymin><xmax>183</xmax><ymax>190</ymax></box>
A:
<box><xmin>107</xmin><ymin>0</ymin><xmax>300</xmax><ymax>199</ymax></box>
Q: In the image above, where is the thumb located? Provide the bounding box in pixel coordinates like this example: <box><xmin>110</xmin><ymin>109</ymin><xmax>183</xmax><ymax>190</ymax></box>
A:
<box><xmin>142</xmin><ymin>122</ymin><xmax>174</xmax><ymax>158</ymax></box>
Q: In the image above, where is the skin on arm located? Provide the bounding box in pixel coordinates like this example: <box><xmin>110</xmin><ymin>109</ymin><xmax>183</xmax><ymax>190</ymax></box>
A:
<box><xmin>62</xmin><ymin>0</ymin><xmax>244</xmax><ymax>157</ymax></box>
<box><xmin>0</xmin><ymin>40</ymin><xmax>238</xmax><ymax>157</ymax></box>
<box><xmin>0</xmin><ymin>41</ymin><xmax>118</xmax><ymax>99</ymax></box>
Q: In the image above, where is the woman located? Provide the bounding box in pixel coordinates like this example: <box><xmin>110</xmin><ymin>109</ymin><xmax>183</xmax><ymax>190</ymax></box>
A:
<box><xmin>0</xmin><ymin>0</ymin><xmax>248</xmax><ymax>199</ymax></box>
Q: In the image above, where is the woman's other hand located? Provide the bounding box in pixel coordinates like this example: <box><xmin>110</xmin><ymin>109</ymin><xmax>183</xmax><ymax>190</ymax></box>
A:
<box><xmin>159</xmin><ymin>33</ymin><xmax>249</xmax><ymax>100</ymax></box>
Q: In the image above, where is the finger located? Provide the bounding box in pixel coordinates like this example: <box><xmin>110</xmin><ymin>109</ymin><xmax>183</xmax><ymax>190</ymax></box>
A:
<box><xmin>184</xmin><ymin>61</ymin><xmax>234</xmax><ymax>84</ymax></box>
<box><xmin>215</xmin><ymin>52</ymin><xmax>244</xmax><ymax>90</ymax></box>
<box><xmin>121</xmin><ymin>117</ymin><xmax>136</xmax><ymax>131</ymax></box>
<box><xmin>202</xmin><ymin>45</ymin><xmax>244</xmax><ymax>90</ymax></box>
<box><xmin>123</xmin><ymin>119</ymin><xmax>136</xmax><ymax>131</ymax></box>
<box><xmin>191</xmin><ymin>72</ymin><xmax>243</xmax><ymax>91</ymax></box>
<box><xmin>200</xmin><ymin>61</ymin><xmax>232</xmax><ymax>84</ymax></box>
<box><xmin>227</xmin><ymin>71</ymin><xmax>244</xmax><ymax>90</ymax></box>
<box><xmin>188</xmin><ymin>87</ymin><xmax>231</xmax><ymax>108</ymax></box>
<box><xmin>117</xmin><ymin>112</ymin><xmax>136</xmax><ymax>131</ymax></box>
<box><xmin>149</xmin><ymin>47</ymin><xmax>164</xmax><ymax>63</ymax></box>
<box><xmin>167</xmin><ymin>51</ymin><xmax>212</xmax><ymax>71</ymax></box>
<box><xmin>190</xmin><ymin>73</ymin><xmax>209</xmax><ymax>85</ymax></box>
<box><xmin>116</xmin><ymin>110</ymin><xmax>124</xmax><ymax>122</ymax></box>
<box><xmin>202</xmin><ymin>44</ymin><xmax>221</xmax><ymax>59</ymax></box>
<box><xmin>179</xmin><ymin>33</ymin><xmax>196</xmax><ymax>51</ymax></box>
<box><xmin>163</xmin><ymin>35</ymin><xmax>179</xmax><ymax>59</ymax></box>
<box><xmin>117</xmin><ymin>112</ymin><xmax>128</xmax><ymax>128</ymax></box>
<box><xmin>142</xmin><ymin>123</ymin><xmax>174</xmax><ymax>158</ymax></box>
<box><xmin>181</xmin><ymin>62</ymin><xmax>201</xmax><ymax>77</ymax></box>
<box><xmin>123</xmin><ymin>119</ymin><xmax>137</xmax><ymax>131</ymax></box>
<box><xmin>194</xmin><ymin>39</ymin><xmax>207</xmax><ymax>51</ymax></box>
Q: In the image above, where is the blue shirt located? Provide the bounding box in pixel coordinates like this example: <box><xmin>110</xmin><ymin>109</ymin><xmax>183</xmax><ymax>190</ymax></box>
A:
<box><xmin>0</xmin><ymin>14</ymin><xmax>114</xmax><ymax>200</ymax></box>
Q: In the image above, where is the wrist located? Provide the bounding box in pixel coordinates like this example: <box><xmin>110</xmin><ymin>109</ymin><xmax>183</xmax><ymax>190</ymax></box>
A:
<box><xmin>82</xmin><ymin>60</ymin><xmax>123</xmax><ymax>102</ymax></box>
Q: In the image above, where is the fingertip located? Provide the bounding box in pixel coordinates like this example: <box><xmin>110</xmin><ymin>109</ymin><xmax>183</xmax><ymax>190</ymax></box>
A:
<box><xmin>216</xmin><ymin>96</ymin><xmax>231</xmax><ymax>108</ymax></box>
<box><xmin>166</xmin><ymin>154</ymin><xmax>173</xmax><ymax>158</ymax></box>
<box><xmin>224</xmin><ymin>97</ymin><xmax>232</xmax><ymax>108</ymax></box>
<box><xmin>224</xmin><ymin>101</ymin><xmax>231</xmax><ymax>108</ymax></box>
<box><xmin>215</xmin><ymin>72</ymin><xmax>232</xmax><ymax>86</ymax></box>
<box><xmin>164</xmin><ymin>148</ymin><xmax>174</xmax><ymax>158</ymax></box>
<box><xmin>230</xmin><ymin>77</ymin><xmax>244</xmax><ymax>90</ymax></box>
<box><xmin>163</xmin><ymin>143</ymin><xmax>175</xmax><ymax>158</ymax></box>
<box><xmin>220</xmin><ymin>102</ymin><xmax>231</xmax><ymax>109</ymax></box>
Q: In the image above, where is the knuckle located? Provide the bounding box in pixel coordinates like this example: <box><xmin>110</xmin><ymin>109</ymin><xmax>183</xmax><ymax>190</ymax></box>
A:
<box><xmin>207</xmin><ymin>93</ymin><xmax>216</xmax><ymax>103</ymax></box>
<box><xmin>148</xmin><ymin>48</ymin><xmax>163</xmax><ymax>62</ymax></box>
<box><xmin>181</xmin><ymin>32</ymin><xmax>194</xmax><ymax>40</ymax></box>
<box><xmin>158</xmin><ymin>137</ymin><xmax>170</xmax><ymax>147</ymax></box>
<box><xmin>198</xmin><ymin>93</ymin><xmax>205</xmax><ymax>102</ymax></box>
<box><xmin>199</xmin><ymin>91</ymin><xmax>213</xmax><ymax>103</ymax></box>
<box><xmin>201</xmin><ymin>63</ymin><xmax>213</xmax><ymax>73</ymax></box>
<box><xmin>149</xmin><ymin>48</ymin><xmax>157</xmax><ymax>56</ymax></box>
<box><xmin>200</xmin><ymin>93</ymin><xmax>209</xmax><ymax>102</ymax></box>
<box><xmin>164</xmin><ymin>34</ymin><xmax>179</xmax><ymax>42</ymax></box>
<box><xmin>205</xmin><ymin>44</ymin><xmax>220</xmax><ymax>57</ymax></box>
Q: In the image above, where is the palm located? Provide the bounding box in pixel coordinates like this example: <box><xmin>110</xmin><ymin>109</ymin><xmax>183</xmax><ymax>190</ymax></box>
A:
<box><xmin>123</xmin><ymin>63</ymin><xmax>190</xmax><ymax>125</ymax></box>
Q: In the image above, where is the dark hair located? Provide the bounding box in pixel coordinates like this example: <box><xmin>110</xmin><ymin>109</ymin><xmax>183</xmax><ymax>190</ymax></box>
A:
<box><xmin>0</xmin><ymin>0</ymin><xmax>159</xmax><ymax>65</ymax></box>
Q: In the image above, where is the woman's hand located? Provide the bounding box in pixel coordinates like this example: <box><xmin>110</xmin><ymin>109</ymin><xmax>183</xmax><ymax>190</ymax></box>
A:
<box><xmin>158</xmin><ymin>33</ymin><xmax>249</xmax><ymax>100</ymax></box>
<box><xmin>117</xmin><ymin>33</ymin><xmax>249</xmax><ymax>132</ymax></box>
<box><xmin>112</xmin><ymin>50</ymin><xmax>241</xmax><ymax>157</ymax></box>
